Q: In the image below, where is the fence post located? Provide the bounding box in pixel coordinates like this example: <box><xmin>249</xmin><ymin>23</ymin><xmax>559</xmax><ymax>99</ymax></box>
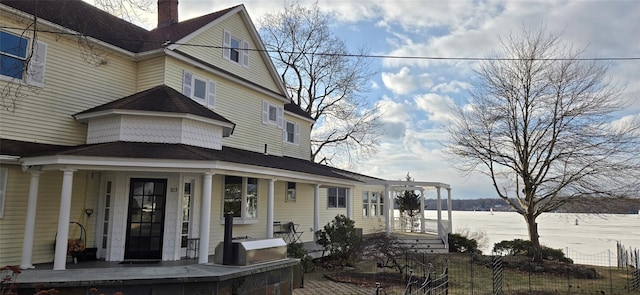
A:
<box><xmin>470</xmin><ymin>253</ymin><xmax>474</xmax><ymax>295</ymax></box>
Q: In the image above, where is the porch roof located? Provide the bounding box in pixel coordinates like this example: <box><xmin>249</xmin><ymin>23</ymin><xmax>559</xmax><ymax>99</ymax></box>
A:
<box><xmin>0</xmin><ymin>138</ymin><xmax>358</xmax><ymax>183</ymax></box>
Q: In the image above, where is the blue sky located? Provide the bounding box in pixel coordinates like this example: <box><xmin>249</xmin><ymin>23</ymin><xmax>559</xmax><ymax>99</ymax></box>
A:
<box><xmin>109</xmin><ymin>0</ymin><xmax>640</xmax><ymax>199</ymax></box>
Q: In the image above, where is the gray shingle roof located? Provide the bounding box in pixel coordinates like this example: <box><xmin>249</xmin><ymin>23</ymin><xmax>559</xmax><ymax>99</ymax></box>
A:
<box><xmin>0</xmin><ymin>0</ymin><xmax>238</xmax><ymax>52</ymax></box>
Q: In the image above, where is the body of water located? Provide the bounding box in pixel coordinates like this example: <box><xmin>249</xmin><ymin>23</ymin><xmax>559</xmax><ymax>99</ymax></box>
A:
<box><xmin>418</xmin><ymin>210</ymin><xmax>640</xmax><ymax>265</ymax></box>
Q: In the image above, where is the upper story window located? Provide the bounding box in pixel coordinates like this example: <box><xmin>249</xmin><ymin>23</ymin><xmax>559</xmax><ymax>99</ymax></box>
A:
<box><xmin>262</xmin><ymin>101</ymin><xmax>283</xmax><ymax>128</ymax></box>
<box><xmin>284</xmin><ymin>120</ymin><xmax>299</xmax><ymax>144</ymax></box>
<box><xmin>0</xmin><ymin>31</ymin><xmax>47</xmax><ymax>86</ymax></box>
<box><xmin>182</xmin><ymin>70</ymin><xmax>216</xmax><ymax>108</ymax></box>
<box><xmin>223</xmin><ymin>175</ymin><xmax>258</xmax><ymax>220</ymax></box>
<box><xmin>223</xmin><ymin>30</ymin><xmax>249</xmax><ymax>66</ymax></box>
<box><xmin>327</xmin><ymin>187</ymin><xmax>347</xmax><ymax>208</ymax></box>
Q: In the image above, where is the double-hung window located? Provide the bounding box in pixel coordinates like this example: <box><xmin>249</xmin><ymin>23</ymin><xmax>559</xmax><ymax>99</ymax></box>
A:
<box><xmin>262</xmin><ymin>101</ymin><xmax>283</xmax><ymax>128</ymax></box>
<box><xmin>182</xmin><ymin>70</ymin><xmax>216</xmax><ymax>108</ymax></box>
<box><xmin>223</xmin><ymin>176</ymin><xmax>258</xmax><ymax>221</ymax></box>
<box><xmin>362</xmin><ymin>190</ymin><xmax>384</xmax><ymax>217</ymax></box>
<box><xmin>223</xmin><ymin>30</ymin><xmax>249</xmax><ymax>66</ymax></box>
<box><xmin>327</xmin><ymin>187</ymin><xmax>347</xmax><ymax>208</ymax></box>
<box><xmin>284</xmin><ymin>120</ymin><xmax>299</xmax><ymax>144</ymax></box>
<box><xmin>0</xmin><ymin>31</ymin><xmax>47</xmax><ymax>86</ymax></box>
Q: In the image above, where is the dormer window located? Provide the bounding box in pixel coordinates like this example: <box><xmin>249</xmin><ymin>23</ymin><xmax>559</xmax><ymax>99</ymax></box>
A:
<box><xmin>223</xmin><ymin>30</ymin><xmax>249</xmax><ymax>66</ymax></box>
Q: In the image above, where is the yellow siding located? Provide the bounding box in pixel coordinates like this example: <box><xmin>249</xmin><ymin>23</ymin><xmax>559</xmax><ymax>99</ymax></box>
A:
<box><xmin>283</xmin><ymin>115</ymin><xmax>312</xmax><ymax>160</ymax></box>
<box><xmin>175</xmin><ymin>12</ymin><xmax>280</xmax><ymax>94</ymax></box>
<box><xmin>165</xmin><ymin>58</ymin><xmax>285</xmax><ymax>155</ymax></box>
<box><xmin>0</xmin><ymin>167</ymin><xmax>92</xmax><ymax>265</ymax></box>
<box><xmin>0</xmin><ymin>17</ymin><xmax>137</xmax><ymax>146</ymax></box>
<box><xmin>136</xmin><ymin>57</ymin><xmax>166</xmax><ymax>91</ymax></box>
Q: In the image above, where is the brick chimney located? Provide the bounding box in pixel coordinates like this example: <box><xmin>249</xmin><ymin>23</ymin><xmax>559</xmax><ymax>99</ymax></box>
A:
<box><xmin>158</xmin><ymin>0</ymin><xmax>178</xmax><ymax>28</ymax></box>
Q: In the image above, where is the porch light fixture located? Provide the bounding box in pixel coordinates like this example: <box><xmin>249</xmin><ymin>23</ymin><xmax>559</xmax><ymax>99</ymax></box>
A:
<box><xmin>85</xmin><ymin>208</ymin><xmax>94</xmax><ymax>218</ymax></box>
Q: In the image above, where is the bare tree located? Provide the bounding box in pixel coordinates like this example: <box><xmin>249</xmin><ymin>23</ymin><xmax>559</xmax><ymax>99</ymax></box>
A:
<box><xmin>446</xmin><ymin>27</ymin><xmax>640</xmax><ymax>262</ymax></box>
<box><xmin>259</xmin><ymin>0</ymin><xmax>381</xmax><ymax>164</ymax></box>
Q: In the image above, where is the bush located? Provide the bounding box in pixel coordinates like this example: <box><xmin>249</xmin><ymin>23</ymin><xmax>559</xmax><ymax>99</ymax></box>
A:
<box><xmin>315</xmin><ymin>215</ymin><xmax>361</xmax><ymax>266</ymax></box>
<box><xmin>448</xmin><ymin>233</ymin><xmax>480</xmax><ymax>254</ymax></box>
<box><xmin>286</xmin><ymin>242</ymin><xmax>315</xmax><ymax>272</ymax></box>
<box><xmin>493</xmin><ymin>239</ymin><xmax>573</xmax><ymax>263</ymax></box>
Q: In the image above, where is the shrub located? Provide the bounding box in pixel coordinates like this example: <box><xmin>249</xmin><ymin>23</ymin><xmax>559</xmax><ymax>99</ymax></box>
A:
<box><xmin>493</xmin><ymin>239</ymin><xmax>573</xmax><ymax>263</ymax></box>
<box><xmin>448</xmin><ymin>233</ymin><xmax>480</xmax><ymax>254</ymax></box>
<box><xmin>286</xmin><ymin>242</ymin><xmax>315</xmax><ymax>272</ymax></box>
<box><xmin>315</xmin><ymin>215</ymin><xmax>361</xmax><ymax>266</ymax></box>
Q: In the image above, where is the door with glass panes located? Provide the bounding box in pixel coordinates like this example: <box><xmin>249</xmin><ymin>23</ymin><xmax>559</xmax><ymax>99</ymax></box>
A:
<box><xmin>124</xmin><ymin>179</ymin><xmax>166</xmax><ymax>259</ymax></box>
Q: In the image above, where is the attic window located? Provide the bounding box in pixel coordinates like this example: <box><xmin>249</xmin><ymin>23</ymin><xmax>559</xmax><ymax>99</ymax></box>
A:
<box><xmin>223</xmin><ymin>30</ymin><xmax>249</xmax><ymax>67</ymax></box>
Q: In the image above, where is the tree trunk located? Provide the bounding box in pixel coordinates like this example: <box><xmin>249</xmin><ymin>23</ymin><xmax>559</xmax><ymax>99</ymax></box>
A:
<box><xmin>525</xmin><ymin>214</ymin><xmax>543</xmax><ymax>263</ymax></box>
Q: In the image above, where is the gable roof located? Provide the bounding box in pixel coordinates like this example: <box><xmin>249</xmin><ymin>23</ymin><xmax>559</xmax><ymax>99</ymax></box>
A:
<box><xmin>0</xmin><ymin>0</ymin><xmax>237</xmax><ymax>53</ymax></box>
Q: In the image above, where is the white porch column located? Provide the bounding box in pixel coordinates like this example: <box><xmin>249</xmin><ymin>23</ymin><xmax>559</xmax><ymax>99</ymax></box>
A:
<box><xmin>447</xmin><ymin>188</ymin><xmax>452</xmax><ymax>233</ymax></box>
<box><xmin>346</xmin><ymin>187</ymin><xmax>352</xmax><ymax>220</ymax></box>
<box><xmin>53</xmin><ymin>169</ymin><xmax>75</xmax><ymax>270</ymax></box>
<box><xmin>266</xmin><ymin>179</ymin><xmax>275</xmax><ymax>238</ymax></box>
<box><xmin>436</xmin><ymin>187</ymin><xmax>442</xmax><ymax>237</ymax></box>
<box><xmin>420</xmin><ymin>189</ymin><xmax>426</xmax><ymax>233</ymax></box>
<box><xmin>198</xmin><ymin>172</ymin><xmax>213</xmax><ymax>264</ymax></box>
<box><xmin>20</xmin><ymin>171</ymin><xmax>42</xmax><ymax>269</ymax></box>
<box><xmin>384</xmin><ymin>185</ymin><xmax>390</xmax><ymax>235</ymax></box>
<box><xmin>313</xmin><ymin>184</ymin><xmax>320</xmax><ymax>246</ymax></box>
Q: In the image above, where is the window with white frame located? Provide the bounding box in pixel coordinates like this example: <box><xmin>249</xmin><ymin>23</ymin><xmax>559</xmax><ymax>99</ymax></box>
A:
<box><xmin>223</xmin><ymin>176</ymin><xmax>258</xmax><ymax>220</ymax></box>
<box><xmin>286</xmin><ymin>182</ymin><xmax>296</xmax><ymax>202</ymax></box>
<box><xmin>262</xmin><ymin>101</ymin><xmax>283</xmax><ymax>128</ymax></box>
<box><xmin>327</xmin><ymin>187</ymin><xmax>347</xmax><ymax>208</ymax></box>
<box><xmin>362</xmin><ymin>191</ymin><xmax>369</xmax><ymax>217</ymax></box>
<box><xmin>0</xmin><ymin>167</ymin><xmax>7</xmax><ymax>218</ymax></box>
<box><xmin>362</xmin><ymin>190</ymin><xmax>384</xmax><ymax>217</ymax></box>
<box><xmin>182</xmin><ymin>70</ymin><xmax>216</xmax><ymax>108</ymax></box>
<box><xmin>223</xmin><ymin>30</ymin><xmax>249</xmax><ymax>66</ymax></box>
<box><xmin>284</xmin><ymin>120</ymin><xmax>299</xmax><ymax>144</ymax></box>
<box><xmin>0</xmin><ymin>31</ymin><xmax>47</xmax><ymax>86</ymax></box>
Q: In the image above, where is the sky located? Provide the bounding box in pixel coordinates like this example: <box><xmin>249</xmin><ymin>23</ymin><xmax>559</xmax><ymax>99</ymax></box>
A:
<box><xmin>105</xmin><ymin>0</ymin><xmax>640</xmax><ymax>199</ymax></box>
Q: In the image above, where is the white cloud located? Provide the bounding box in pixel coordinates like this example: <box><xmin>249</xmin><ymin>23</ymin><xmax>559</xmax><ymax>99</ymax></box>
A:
<box><xmin>432</xmin><ymin>81</ymin><xmax>472</xmax><ymax>93</ymax></box>
<box><xmin>381</xmin><ymin>67</ymin><xmax>432</xmax><ymax>95</ymax></box>
<box><xmin>414</xmin><ymin>93</ymin><xmax>456</xmax><ymax>124</ymax></box>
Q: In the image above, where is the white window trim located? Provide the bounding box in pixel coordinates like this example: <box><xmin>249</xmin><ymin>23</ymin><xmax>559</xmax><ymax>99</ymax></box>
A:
<box><xmin>0</xmin><ymin>167</ymin><xmax>8</xmax><ymax>218</ymax></box>
<box><xmin>363</xmin><ymin>190</ymin><xmax>384</xmax><ymax>218</ymax></box>
<box><xmin>182</xmin><ymin>70</ymin><xmax>216</xmax><ymax>108</ymax></box>
<box><xmin>223</xmin><ymin>30</ymin><xmax>249</xmax><ymax>67</ymax></box>
<box><xmin>327</xmin><ymin>187</ymin><xmax>347</xmax><ymax>209</ymax></box>
<box><xmin>284</xmin><ymin>120</ymin><xmax>300</xmax><ymax>145</ymax></box>
<box><xmin>0</xmin><ymin>31</ymin><xmax>47</xmax><ymax>87</ymax></box>
<box><xmin>221</xmin><ymin>176</ymin><xmax>259</xmax><ymax>224</ymax></box>
<box><xmin>262</xmin><ymin>101</ymin><xmax>283</xmax><ymax>128</ymax></box>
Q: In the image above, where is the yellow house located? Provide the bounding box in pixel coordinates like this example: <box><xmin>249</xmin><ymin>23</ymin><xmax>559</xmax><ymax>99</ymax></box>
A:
<box><xmin>0</xmin><ymin>0</ymin><xmax>452</xmax><ymax>275</ymax></box>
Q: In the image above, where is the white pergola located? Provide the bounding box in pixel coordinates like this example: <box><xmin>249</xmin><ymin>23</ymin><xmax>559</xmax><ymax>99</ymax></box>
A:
<box><xmin>367</xmin><ymin>180</ymin><xmax>452</xmax><ymax>242</ymax></box>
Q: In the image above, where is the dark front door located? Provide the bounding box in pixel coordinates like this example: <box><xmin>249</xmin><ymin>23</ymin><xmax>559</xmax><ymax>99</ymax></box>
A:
<box><xmin>125</xmin><ymin>178</ymin><xmax>167</xmax><ymax>260</ymax></box>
